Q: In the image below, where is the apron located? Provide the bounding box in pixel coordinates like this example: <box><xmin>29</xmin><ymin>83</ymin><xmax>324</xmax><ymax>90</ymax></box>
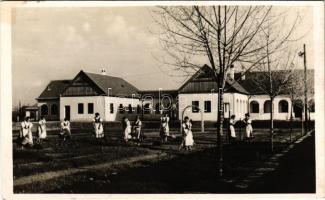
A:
<box><xmin>124</xmin><ymin>121</ymin><xmax>131</xmax><ymax>140</ymax></box>
<box><xmin>245</xmin><ymin>119</ymin><xmax>253</xmax><ymax>138</ymax></box>
<box><xmin>94</xmin><ymin>117</ymin><xmax>104</xmax><ymax>138</ymax></box>
<box><xmin>38</xmin><ymin>119</ymin><xmax>47</xmax><ymax>139</ymax></box>
<box><xmin>21</xmin><ymin>121</ymin><xmax>33</xmax><ymax>145</ymax></box>
<box><xmin>183</xmin><ymin>122</ymin><xmax>194</xmax><ymax>146</ymax></box>
<box><xmin>230</xmin><ymin>119</ymin><xmax>236</xmax><ymax>138</ymax></box>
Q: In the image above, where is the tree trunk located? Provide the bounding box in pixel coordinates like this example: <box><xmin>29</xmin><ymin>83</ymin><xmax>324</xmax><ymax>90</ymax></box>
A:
<box><xmin>217</xmin><ymin>88</ymin><xmax>224</xmax><ymax>177</ymax></box>
<box><xmin>270</xmin><ymin>97</ymin><xmax>274</xmax><ymax>152</ymax></box>
<box><xmin>290</xmin><ymin>102</ymin><xmax>293</xmax><ymax>142</ymax></box>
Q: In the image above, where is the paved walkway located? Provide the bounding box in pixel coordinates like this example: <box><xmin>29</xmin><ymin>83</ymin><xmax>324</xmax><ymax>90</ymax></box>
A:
<box><xmin>249</xmin><ymin>133</ymin><xmax>315</xmax><ymax>193</ymax></box>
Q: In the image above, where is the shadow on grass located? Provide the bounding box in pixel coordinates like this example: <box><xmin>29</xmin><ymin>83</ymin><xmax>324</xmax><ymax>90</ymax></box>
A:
<box><xmin>43</xmin><ymin>142</ymin><xmax>287</xmax><ymax>194</ymax></box>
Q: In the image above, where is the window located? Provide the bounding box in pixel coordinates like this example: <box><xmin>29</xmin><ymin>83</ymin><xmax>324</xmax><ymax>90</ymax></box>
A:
<box><xmin>250</xmin><ymin>101</ymin><xmax>259</xmax><ymax>113</ymax></box>
<box><xmin>78</xmin><ymin>103</ymin><xmax>84</xmax><ymax>114</ymax></box>
<box><xmin>119</xmin><ymin>104</ymin><xmax>124</xmax><ymax>114</ymax></box>
<box><xmin>192</xmin><ymin>101</ymin><xmax>199</xmax><ymax>113</ymax></box>
<box><xmin>110</xmin><ymin>103</ymin><xmax>114</xmax><ymax>114</ymax></box>
<box><xmin>278</xmin><ymin>100</ymin><xmax>288</xmax><ymax>113</ymax></box>
<box><xmin>51</xmin><ymin>104</ymin><xmax>58</xmax><ymax>115</ymax></box>
<box><xmin>88</xmin><ymin>103</ymin><xmax>94</xmax><ymax>114</ymax></box>
<box><xmin>204</xmin><ymin>101</ymin><xmax>211</xmax><ymax>113</ymax></box>
<box><xmin>41</xmin><ymin>105</ymin><xmax>48</xmax><ymax>116</ymax></box>
<box><xmin>128</xmin><ymin>104</ymin><xmax>133</xmax><ymax>114</ymax></box>
<box><xmin>264</xmin><ymin>100</ymin><xmax>271</xmax><ymax>113</ymax></box>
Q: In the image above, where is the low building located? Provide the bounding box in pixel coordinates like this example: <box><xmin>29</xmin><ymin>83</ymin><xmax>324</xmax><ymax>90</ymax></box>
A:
<box><xmin>36</xmin><ymin>66</ymin><xmax>314</xmax><ymax>122</ymax></box>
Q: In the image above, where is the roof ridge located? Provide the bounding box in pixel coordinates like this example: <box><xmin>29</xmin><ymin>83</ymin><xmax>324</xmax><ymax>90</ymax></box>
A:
<box><xmin>83</xmin><ymin>71</ymin><xmax>122</xmax><ymax>79</ymax></box>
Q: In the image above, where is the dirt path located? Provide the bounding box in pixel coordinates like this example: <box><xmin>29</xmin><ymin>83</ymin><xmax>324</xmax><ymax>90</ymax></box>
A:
<box><xmin>14</xmin><ymin>152</ymin><xmax>172</xmax><ymax>187</ymax></box>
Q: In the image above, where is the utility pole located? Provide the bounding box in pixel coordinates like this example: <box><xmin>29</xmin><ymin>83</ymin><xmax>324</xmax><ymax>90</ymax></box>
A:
<box><xmin>299</xmin><ymin>44</ymin><xmax>308</xmax><ymax>135</ymax></box>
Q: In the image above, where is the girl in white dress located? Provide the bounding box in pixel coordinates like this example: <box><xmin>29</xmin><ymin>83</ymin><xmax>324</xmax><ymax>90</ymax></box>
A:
<box><xmin>20</xmin><ymin>116</ymin><xmax>34</xmax><ymax>148</ymax></box>
<box><xmin>60</xmin><ymin>118</ymin><xmax>72</xmax><ymax>141</ymax></box>
<box><xmin>182</xmin><ymin>116</ymin><xmax>194</xmax><ymax>150</ymax></box>
<box><xmin>244</xmin><ymin>113</ymin><xmax>253</xmax><ymax>140</ymax></box>
<box><xmin>132</xmin><ymin>115</ymin><xmax>142</xmax><ymax>140</ymax></box>
<box><xmin>123</xmin><ymin>117</ymin><xmax>132</xmax><ymax>142</ymax></box>
<box><xmin>160</xmin><ymin>114</ymin><xmax>170</xmax><ymax>142</ymax></box>
<box><xmin>93</xmin><ymin>113</ymin><xmax>104</xmax><ymax>139</ymax></box>
<box><xmin>37</xmin><ymin>116</ymin><xmax>47</xmax><ymax>144</ymax></box>
<box><xmin>229</xmin><ymin>115</ymin><xmax>236</xmax><ymax>142</ymax></box>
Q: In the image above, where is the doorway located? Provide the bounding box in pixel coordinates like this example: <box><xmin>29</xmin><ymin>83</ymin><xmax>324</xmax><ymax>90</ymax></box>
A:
<box><xmin>65</xmin><ymin>106</ymin><xmax>71</xmax><ymax>120</ymax></box>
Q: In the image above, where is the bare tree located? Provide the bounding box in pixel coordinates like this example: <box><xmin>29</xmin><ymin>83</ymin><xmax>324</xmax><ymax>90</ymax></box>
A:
<box><xmin>249</xmin><ymin>9</ymin><xmax>302</xmax><ymax>151</ymax></box>
<box><xmin>287</xmin><ymin>69</ymin><xmax>314</xmax><ymax>140</ymax></box>
<box><xmin>152</xmin><ymin>5</ymin><xmax>276</xmax><ymax>176</ymax></box>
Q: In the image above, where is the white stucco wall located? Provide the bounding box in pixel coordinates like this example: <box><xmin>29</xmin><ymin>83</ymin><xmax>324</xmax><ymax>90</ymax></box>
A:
<box><xmin>178</xmin><ymin>93</ymin><xmax>248</xmax><ymax>121</ymax></box>
<box><xmin>60</xmin><ymin>96</ymin><xmax>105</xmax><ymax>121</ymax></box>
<box><xmin>248</xmin><ymin>95</ymin><xmax>315</xmax><ymax>121</ymax></box>
<box><xmin>104</xmin><ymin>96</ymin><xmax>141</xmax><ymax>121</ymax></box>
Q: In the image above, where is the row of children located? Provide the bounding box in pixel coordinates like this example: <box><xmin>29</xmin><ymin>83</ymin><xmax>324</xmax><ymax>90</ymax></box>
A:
<box><xmin>17</xmin><ymin>113</ymin><xmax>195</xmax><ymax>150</ymax></box>
<box><xmin>17</xmin><ymin>116</ymin><xmax>72</xmax><ymax>149</ymax></box>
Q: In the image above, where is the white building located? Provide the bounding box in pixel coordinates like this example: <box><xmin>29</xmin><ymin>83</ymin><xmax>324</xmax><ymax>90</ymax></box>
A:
<box><xmin>36</xmin><ymin>66</ymin><xmax>314</xmax><ymax>122</ymax></box>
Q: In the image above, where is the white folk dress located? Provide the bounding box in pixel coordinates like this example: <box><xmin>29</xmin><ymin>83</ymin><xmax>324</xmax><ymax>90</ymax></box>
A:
<box><xmin>182</xmin><ymin>122</ymin><xmax>194</xmax><ymax>146</ymax></box>
<box><xmin>124</xmin><ymin>120</ymin><xmax>132</xmax><ymax>140</ymax></box>
<box><xmin>229</xmin><ymin>119</ymin><xmax>236</xmax><ymax>138</ymax></box>
<box><xmin>160</xmin><ymin>116</ymin><xmax>170</xmax><ymax>136</ymax></box>
<box><xmin>245</xmin><ymin>119</ymin><xmax>253</xmax><ymax>138</ymax></box>
<box><xmin>93</xmin><ymin>117</ymin><xmax>104</xmax><ymax>138</ymax></box>
<box><xmin>37</xmin><ymin>119</ymin><xmax>47</xmax><ymax>139</ymax></box>
<box><xmin>60</xmin><ymin>121</ymin><xmax>71</xmax><ymax>136</ymax></box>
<box><xmin>133</xmin><ymin>119</ymin><xmax>142</xmax><ymax>138</ymax></box>
<box><xmin>20</xmin><ymin>121</ymin><xmax>33</xmax><ymax>145</ymax></box>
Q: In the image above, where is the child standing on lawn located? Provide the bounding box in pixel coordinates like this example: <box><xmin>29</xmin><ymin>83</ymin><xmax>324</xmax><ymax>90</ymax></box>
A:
<box><xmin>229</xmin><ymin>115</ymin><xmax>237</xmax><ymax>142</ymax></box>
<box><xmin>132</xmin><ymin>115</ymin><xmax>142</xmax><ymax>142</ymax></box>
<box><xmin>60</xmin><ymin>118</ymin><xmax>72</xmax><ymax>142</ymax></box>
<box><xmin>160</xmin><ymin>113</ymin><xmax>170</xmax><ymax>142</ymax></box>
<box><xmin>19</xmin><ymin>116</ymin><xmax>34</xmax><ymax>148</ymax></box>
<box><xmin>37</xmin><ymin>116</ymin><xmax>47</xmax><ymax>144</ymax></box>
<box><xmin>123</xmin><ymin>117</ymin><xmax>132</xmax><ymax>142</ymax></box>
<box><xmin>181</xmin><ymin>116</ymin><xmax>194</xmax><ymax>150</ymax></box>
<box><xmin>93</xmin><ymin>113</ymin><xmax>104</xmax><ymax>139</ymax></box>
<box><xmin>244</xmin><ymin>113</ymin><xmax>253</xmax><ymax>140</ymax></box>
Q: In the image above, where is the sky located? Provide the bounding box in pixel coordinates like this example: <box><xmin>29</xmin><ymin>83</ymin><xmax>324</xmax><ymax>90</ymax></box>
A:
<box><xmin>12</xmin><ymin>6</ymin><xmax>314</xmax><ymax>107</ymax></box>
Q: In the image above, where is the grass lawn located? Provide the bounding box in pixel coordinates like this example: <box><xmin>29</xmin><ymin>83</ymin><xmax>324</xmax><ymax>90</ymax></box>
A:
<box><xmin>13</xmin><ymin>128</ymin><xmax>305</xmax><ymax>193</ymax></box>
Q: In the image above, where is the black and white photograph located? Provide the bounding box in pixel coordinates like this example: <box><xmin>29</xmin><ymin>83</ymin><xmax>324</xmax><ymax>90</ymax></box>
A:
<box><xmin>0</xmin><ymin>1</ymin><xmax>324</xmax><ymax>198</ymax></box>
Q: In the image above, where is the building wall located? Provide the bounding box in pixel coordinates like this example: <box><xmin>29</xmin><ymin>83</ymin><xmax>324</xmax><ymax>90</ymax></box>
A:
<box><xmin>178</xmin><ymin>93</ymin><xmax>249</xmax><ymax>121</ymax></box>
<box><xmin>248</xmin><ymin>95</ymin><xmax>315</xmax><ymax>121</ymax></box>
<box><xmin>37</xmin><ymin>99</ymin><xmax>60</xmax><ymax>121</ymax></box>
<box><xmin>60</xmin><ymin>96</ymin><xmax>105</xmax><ymax>121</ymax></box>
<box><xmin>104</xmin><ymin>96</ymin><xmax>141</xmax><ymax>121</ymax></box>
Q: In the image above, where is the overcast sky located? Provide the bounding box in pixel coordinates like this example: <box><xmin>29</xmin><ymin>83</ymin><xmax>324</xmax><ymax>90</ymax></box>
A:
<box><xmin>12</xmin><ymin>6</ymin><xmax>314</xmax><ymax>107</ymax></box>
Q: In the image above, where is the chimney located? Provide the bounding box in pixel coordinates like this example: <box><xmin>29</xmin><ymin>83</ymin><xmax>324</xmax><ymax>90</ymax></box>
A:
<box><xmin>101</xmin><ymin>68</ymin><xmax>106</xmax><ymax>75</ymax></box>
<box><xmin>241</xmin><ymin>65</ymin><xmax>245</xmax><ymax>80</ymax></box>
<box><xmin>228</xmin><ymin>64</ymin><xmax>235</xmax><ymax>80</ymax></box>
<box><xmin>241</xmin><ymin>71</ymin><xmax>246</xmax><ymax>80</ymax></box>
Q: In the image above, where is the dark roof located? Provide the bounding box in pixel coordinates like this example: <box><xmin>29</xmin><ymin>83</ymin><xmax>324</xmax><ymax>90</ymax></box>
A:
<box><xmin>179</xmin><ymin>65</ymin><xmax>249</xmax><ymax>94</ymax></box>
<box><xmin>83</xmin><ymin>71</ymin><xmax>139</xmax><ymax>97</ymax></box>
<box><xmin>235</xmin><ymin>69</ymin><xmax>314</xmax><ymax>95</ymax></box>
<box><xmin>37</xmin><ymin>80</ymin><xmax>71</xmax><ymax>99</ymax></box>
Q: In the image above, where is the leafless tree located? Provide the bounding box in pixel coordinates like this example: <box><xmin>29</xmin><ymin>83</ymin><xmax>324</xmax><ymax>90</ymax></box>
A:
<box><xmin>152</xmin><ymin>5</ymin><xmax>303</xmax><ymax>174</ymax></box>
<box><xmin>249</xmin><ymin>9</ymin><xmax>303</xmax><ymax>151</ymax></box>
<box><xmin>287</xmin><ymin>69</ymin><xmax>314</xmax><ymax>140</ymax></box>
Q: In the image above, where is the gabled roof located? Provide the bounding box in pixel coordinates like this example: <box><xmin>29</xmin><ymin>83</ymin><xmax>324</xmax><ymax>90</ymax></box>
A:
<box><xmin>60</xmin><ymin>71</ymin><xmax>139</xmax><ymax>97</ymax></box>
<box><xmin>179</xmin><ymin>65</ymin><xmax>249</xmax><ymax>94</ymax></box>
<box><xmin>83</xmin><ymin>71</ymin><xmax>139</xmax><ymax>97</ymax></box>
<box><xmin>37</xmin><ymin>80</ymin><xmax>71</xmax><ymax>100</ymax></box>
<box><xmin>235</xmin><ymin>69</ymin><xmax>314</xmax><ymax>95</ymax></box>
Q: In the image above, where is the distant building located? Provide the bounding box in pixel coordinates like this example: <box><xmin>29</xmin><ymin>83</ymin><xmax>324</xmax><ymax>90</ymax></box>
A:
<box><xmin>36</xmin><ymin>65</ymin><xmax>314</xmax><ymax>122</ymax></box>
